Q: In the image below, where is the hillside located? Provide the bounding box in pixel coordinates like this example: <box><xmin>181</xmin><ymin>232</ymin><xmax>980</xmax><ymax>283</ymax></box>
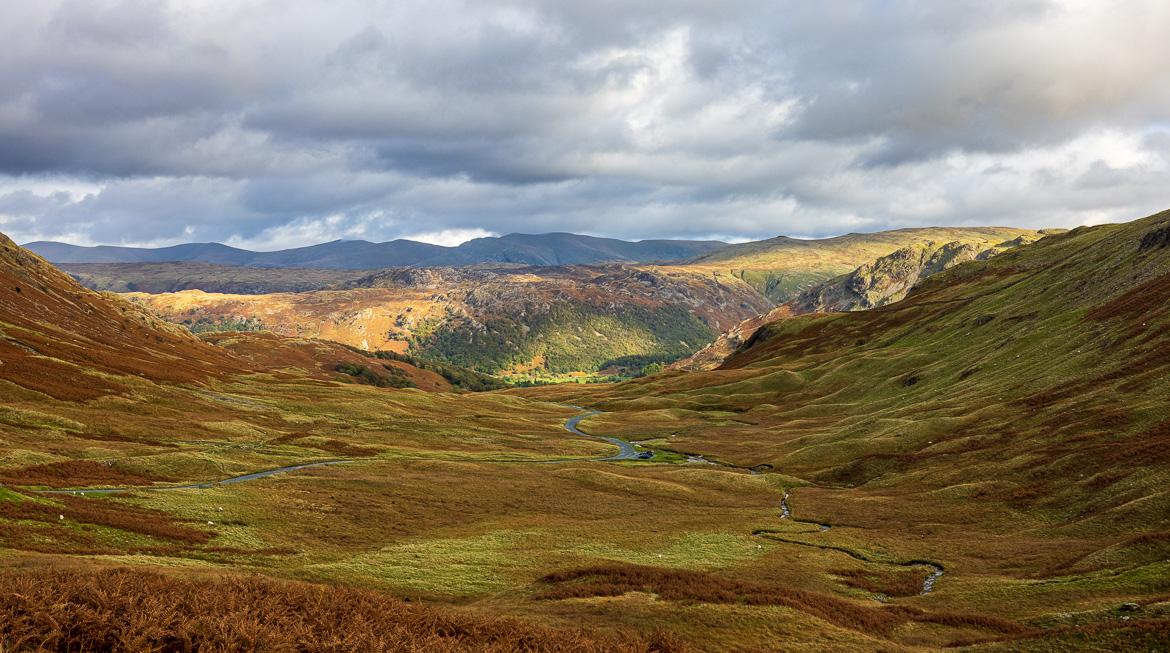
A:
<box><xmin>25</xmin><ymin>232</ymin><xmax>727</xmax><ymax>269</ymax></box>
<box><xmin>125</xmin><ymin>264</ymin><xmax>772</xmax><ymax>375</ymax></box>
<box><xmin>5</xmin><ymin>218</ymin><xmax>1170</xmax><ymax>652</ymax></box>
<box><xmin>0</xmin><ymin>232</ymin><xmax>255</xmax><ymax>400</ymax></box>
<box><xmin>672</xmin><ymin>235</ymin><xmax>1051</xmax><ymax>370</ymax></box>
<box><xmin>514</xmin><ymin>209</ymin><xmax>1170</xmax><ymax>649</ymax></box>
<box><xmin>673</xmin><ymin>226</ymin><xmax>1039</xmax><ymax>302</ymax></box>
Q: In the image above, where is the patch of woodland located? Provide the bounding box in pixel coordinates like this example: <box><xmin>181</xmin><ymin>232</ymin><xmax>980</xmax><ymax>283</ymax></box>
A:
<box><xmin>334</xmin><ymin>362</ymin><xmax>418</xmax><ymax>389</ymax></box>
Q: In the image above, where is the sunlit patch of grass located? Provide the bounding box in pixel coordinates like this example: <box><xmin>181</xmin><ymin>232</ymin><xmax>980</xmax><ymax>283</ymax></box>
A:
<box><xmin>310</xmin><ymin>531</ymin><xmax>534</xmax><ymax>596</ymax></box>
<box><xmin>0</xmin><ymin>406</ymin><xmax>85</xmax><ymax>430</ymax></box>
<box><xmin>560</xmin><ymin>533</ymin><xmax>773</xmax><ymax>570</ymax></box>
<box><xmin>200</xmin><ymin>421</ymin><xmax>271</xmax><ymax>438</ymax></box>
<box><xmin>0</xmin><ymin>449</ymin><xmax>63</xmax><ymax>469</ymax></box>
<box><xmin>88</xmin><ymin>553</ymin><xmax>238</xmax><ymax>569</ymax></box>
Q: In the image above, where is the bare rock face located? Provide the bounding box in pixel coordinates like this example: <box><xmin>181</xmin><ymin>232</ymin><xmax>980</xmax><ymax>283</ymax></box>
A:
<box><xmin>794</xmin><ymin>241</ymin><xmax>981</xmax><ymax>314</ymax></box>
<box><xmin>668</xmin><ymin>305</ymin><xmax>795</xmax><ymax>372</ymax></box>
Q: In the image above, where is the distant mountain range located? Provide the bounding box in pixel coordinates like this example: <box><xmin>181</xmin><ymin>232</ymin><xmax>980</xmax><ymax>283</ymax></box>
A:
<box><xmin>22</xmin><ymin>233</ymin><xmax>728</xmax><ymax>269</ymax></box>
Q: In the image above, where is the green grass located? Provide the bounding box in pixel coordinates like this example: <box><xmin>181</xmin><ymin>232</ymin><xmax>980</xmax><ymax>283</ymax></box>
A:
<box><xmin>310</xmin><ymin>531</ymin><xmax>536</xmax><ymax>596</ymax></box>
<box><xmin>6</xmin><ymin>214</ymin><xmax>1170</xmax><ymax>651</ymax></box>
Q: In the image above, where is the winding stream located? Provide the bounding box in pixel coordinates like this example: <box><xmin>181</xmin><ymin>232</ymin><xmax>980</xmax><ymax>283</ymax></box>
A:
<box><xmin>552</xmin><ymin>405</ymin><xmax>945</xmax><ymax>595</ymax></box>
<box><xmin>37</xmin><ymin>404</ymin><xmax>943</xmax><ymax>594</ymax></box>
<box><xmin>759</xmin><ymin>488</ymin><xmax>942</xmax><ymax>595</ymax></box>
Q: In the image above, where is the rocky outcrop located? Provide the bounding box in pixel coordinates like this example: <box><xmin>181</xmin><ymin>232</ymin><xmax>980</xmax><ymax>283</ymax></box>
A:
<box><xmin>788</xmin><ymin>240</ymin><xmax>982</xmax><ymax>314</ymax></box>
<box><xmin>671</xmin><ymin>236</ymin><xmax>1046</xmax><ymax>371</ymax></box>
<box><xmin>127</xmin><ymin>263</ymin><xmax>773</xmax><ymax>375</ymax></box>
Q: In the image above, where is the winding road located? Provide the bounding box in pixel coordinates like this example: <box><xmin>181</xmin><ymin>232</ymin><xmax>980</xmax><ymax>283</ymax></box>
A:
<box><xmin>38</xmin><ymin>404</ymin><xmax>943</xmax><ymax>594</ymax></box>
<box><xmin>45</xmin><ymin>460</ymin><xmax>354</xmax><ymax>494</ymax></box>
<box><xmin>558</xmin><ymin>404</ymin><xmax>639</xmax><ymax>461</ymax></box>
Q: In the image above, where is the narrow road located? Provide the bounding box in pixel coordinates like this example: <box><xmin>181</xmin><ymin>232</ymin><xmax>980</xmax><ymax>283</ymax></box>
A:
<box><xmin>560</xmin><ymin>404</ymin><xmax>638</xmax><ymax>461</ymax></box>
<box><xmin>39</xmin><ymin>406</ymin><xmax>944</xmax><ymax>595</ymax></box>
<box><xmin>44</xmin><ymin>460</ymin><xmax>354</xmax><ymax>494</ymax></box>
<box><xmin>49</xmin><ymin>407</ymin><xmax>631</xmax><ymax>493</ymax></box>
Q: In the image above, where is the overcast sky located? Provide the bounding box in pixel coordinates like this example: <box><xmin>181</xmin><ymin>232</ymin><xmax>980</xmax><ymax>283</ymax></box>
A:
<box><xmin>1</xmin><ymin>0</ymin><xmax>1168</xmax><ymax>249</ymax></box>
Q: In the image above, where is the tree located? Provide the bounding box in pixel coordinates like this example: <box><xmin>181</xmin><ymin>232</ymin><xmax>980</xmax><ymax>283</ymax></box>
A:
<box><xmin>638</xmin><ymin>362</ymin><xmax>665</xmax><ymax>377</ymax></box>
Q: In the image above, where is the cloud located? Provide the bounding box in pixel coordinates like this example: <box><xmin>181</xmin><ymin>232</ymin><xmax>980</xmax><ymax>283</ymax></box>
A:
<box><xmin>401</xmin><ymin>228</ymin><xmax>499</xmax><ymax>247</ymax></box>
<box><xmin>0</xmin><ymin>0</ymin><xmax>1168</xmax><ymax>248</ymax></box>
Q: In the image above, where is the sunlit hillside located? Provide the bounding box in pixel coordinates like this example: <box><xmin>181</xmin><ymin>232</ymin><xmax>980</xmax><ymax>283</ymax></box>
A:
<box><xmin>3</xmin><ymin>215</ymin><xmax>1170</xmax><ymax>651</ymax></box>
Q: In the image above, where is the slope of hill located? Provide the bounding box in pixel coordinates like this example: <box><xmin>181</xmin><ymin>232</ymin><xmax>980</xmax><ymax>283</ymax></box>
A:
<box><xmin>6</xmin><ymin>216</ymin><xmax>1170</xmax><ymax>651</ymax></box>
<box><xmin>534</xmin><ymin>210</ymin><xmax>1170</xmax><ymax>496</ymax></box>
<box><xmin>24</xmin><ymin>233</ymin><xmax>728</xmax><ymax>269</ymax></box>
<box><xmin>672</xmin><ymin>234</ymin><xmax>1052</xmax><ymax>370</ymax></box>
<box><xmin>513</xmin><ymin>210</ymin><xmax>1170</xmax><ymax>648</ymax></box>
<box><xmin>674</xmin><ymin>226</ymin><xmax>1040</xmax><ymax>302</ymax></box>
<box><xmin>0</xmin><ymin>232</ymin><xmax>258</xmax><ymax>401</ymax></box>
<box><xmin>126</xmin><ymin>264</ymin><xmax>772</xmax><ymax>375</ymax></box>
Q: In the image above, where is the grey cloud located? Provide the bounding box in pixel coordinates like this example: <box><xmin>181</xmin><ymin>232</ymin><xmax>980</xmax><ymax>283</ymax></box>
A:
<box><xmin>779</xmin><ymin>1</ymin><xmax>1170</xmax><ymax>162</ymax></box>
<box><xmin>1</xmin><ymin>0</ymin><xmax>1168</xmax><ymax>248</ymax></box>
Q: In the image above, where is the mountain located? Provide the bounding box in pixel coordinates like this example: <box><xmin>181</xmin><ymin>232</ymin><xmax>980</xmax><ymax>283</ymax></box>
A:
<box><xmin>6</xmin><ymin>214</ymin><xmax>1170</xmax><ymax>651</ymax></box>
<box><xmin>672</xmin><ymin>234</ymin><xmax>1054</xmax><ymax>370</ymax></box>
<box><xmin>23</xmin><ymin>233</ymin><xmax>728</xmax><ymax>269</ymax></box>
<box><xmin>673</xmin><ymin>226</ymin><xmax>1039</xmax><ymax>302</ymax></box>
<box><xmin>60</xmin><ymin>262</ymin><xmax>370</xmax><ymax>294</ymax></box>
<box><xmin>53</xmin><ymin>227</ymin><xmax>1042</xmax><ymax>377</ymax></box>
<box><xmin>125</xmin><ymin>263</ymin><xmax>773</xmax><ymax>375</ymax></box>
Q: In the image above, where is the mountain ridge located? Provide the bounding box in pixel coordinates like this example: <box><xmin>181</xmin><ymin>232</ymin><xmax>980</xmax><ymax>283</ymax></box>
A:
<box><xmin>23</xmin><ymin>232</ymin><xmax>728</xmax><ymax>269</ymax></box>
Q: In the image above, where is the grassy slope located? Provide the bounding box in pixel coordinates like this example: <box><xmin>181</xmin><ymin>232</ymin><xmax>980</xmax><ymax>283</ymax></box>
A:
<box><xmin>515</xmin><ymin>210</ymin><xmax>1170</xmax><ymax>649</ymax></box>
<box><xmin>673</xmin><ymin>226</ymin><xmax>1037</xmax><ymax>302</ymax></box>
<box><xmin>5</xmin><ymin>219</ymin><xmax>1170</xmax><ymax>651</ymax></box>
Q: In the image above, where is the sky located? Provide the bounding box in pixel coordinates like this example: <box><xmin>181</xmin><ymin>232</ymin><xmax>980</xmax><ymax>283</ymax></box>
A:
<box><xmin>1</xmin><ymin>0</ymin><xmax>1169</xmax><ymax>250</ymax></box>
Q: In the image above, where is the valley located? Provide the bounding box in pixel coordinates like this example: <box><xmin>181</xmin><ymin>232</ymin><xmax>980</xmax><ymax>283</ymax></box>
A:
<box><xmin>55</xmin><ymin>226</ymin><xmax>1038</xmax><ymax>379</ymax></box>
<box><xmin>2</xmin><ymin>215</ymin><xmax>1169</xmax><ymax>651</ymax></box>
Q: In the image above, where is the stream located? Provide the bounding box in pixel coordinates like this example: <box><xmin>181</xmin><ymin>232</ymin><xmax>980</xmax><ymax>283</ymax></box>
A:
<box><xmin>760</xmin><ymin>488</ymin><xmax>942</xmax><ymax>595</ymax></box>
<box><xmin>38</xmin><ymin>405</ymin><xmax>943</xmax><ymax>594</ymax></box>
<box><xmin>553</xmin><ymin>405</ymin><xmax>944</xmax><ymax>595</ymax></box>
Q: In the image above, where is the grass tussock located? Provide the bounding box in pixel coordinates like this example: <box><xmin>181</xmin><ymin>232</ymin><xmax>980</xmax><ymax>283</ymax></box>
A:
<box><xmin>0</xmin><ymin>460</ymin><xmax>173</xmax><ymax>488</ymax></box>
<box><xmin>0</xmin><ymin>568</ymin><xmax>691</xmax><ymax>653</ymax></box>
<box><xmin>535</xmin><ymin>564</ymin><xmax>1028</xmax><ymax>639</ymax></box>
<box><xmin>829</xmin><ymin>567</ymin><xmax>927</xmax><ymax>597</ymax></box>
<box><xmin>949</xmin><ymin>616</ymin><xmax>1170</xmax><ymax>648</ymax></box>
<box><xmin>267</xmin><ymin>433</ymin><xmax>382</xmax><ymax>457</ymax></box>
<box><xmin>0</xmin><ymin>493</ymin><xmax>212</xmax><ymax>555</ymax></box>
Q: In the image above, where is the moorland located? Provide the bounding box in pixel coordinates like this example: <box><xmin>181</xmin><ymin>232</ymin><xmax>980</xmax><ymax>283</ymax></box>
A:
<box><xmin>2</xmin><ymin>214</ymin><xmax>1170</xmax><ymax>652</ymax></box>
